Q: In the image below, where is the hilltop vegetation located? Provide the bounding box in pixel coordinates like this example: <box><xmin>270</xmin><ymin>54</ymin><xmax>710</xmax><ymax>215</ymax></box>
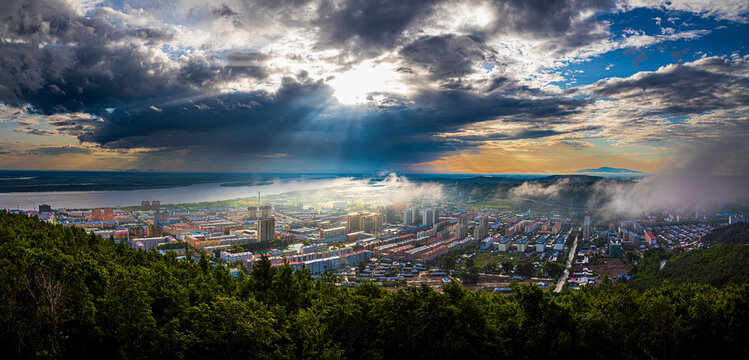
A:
<box><xmin>659</xmin><ymin>245</ymin><xmax>749</xmax><ymax>286</ymax></box>
<box><xmin>1</xmin><ymin>212</ymin><xmax>748</xmax><ymax>359</ymax></box>
<box><xmin>628</xmin><ymin>245</ymin><xmax>749</xmax><ymax>289</ymax></box>
<box><xmin>627</xmin><ymin>223</ymin><xmax>749</xmax><ymax>290</ymax></box>
<box><xmin>702</xmin><ymin>221</ymin><xmax>749</xmax><ymax>245</ymax></box>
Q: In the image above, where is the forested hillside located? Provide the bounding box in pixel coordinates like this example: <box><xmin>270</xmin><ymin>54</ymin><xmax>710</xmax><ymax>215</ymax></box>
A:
<box><xmin>1</xmin><ymin>212</ymin><xmax>747</xmax><ymax>359</ymax></box>
<box><xmin>627</xmin><ymin>245</ymin><xmax>749</xmax><ymax>289</ymax></box>
<box><xmin>702</xmin><ymin>222</ymin><xmax>749</xmax><ymax>245</ymax></box>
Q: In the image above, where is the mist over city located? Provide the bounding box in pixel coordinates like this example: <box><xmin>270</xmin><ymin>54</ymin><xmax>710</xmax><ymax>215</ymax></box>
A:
<box><xmin>0</xmin><ymin>0</ymin><xmax>748</xmax><ymax>359</ymax></box>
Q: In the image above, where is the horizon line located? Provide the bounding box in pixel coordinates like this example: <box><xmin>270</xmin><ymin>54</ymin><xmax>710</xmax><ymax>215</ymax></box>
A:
<box><xmin>0</xmin><ymin>169</ymin><xmax>649</xmax><ymax>176</ymax></box>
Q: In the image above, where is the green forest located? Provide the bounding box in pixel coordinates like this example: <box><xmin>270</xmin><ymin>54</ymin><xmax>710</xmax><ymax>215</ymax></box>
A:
<box><xmin>702</xmin><ymin>221</ymin><xmax>749</xmax><ymax>245</ymax></box>
<box><xmin>627</xmin><ymin>244</ymin><xmax>749</xmax><ymax>289</ymax></box>
<box><xmin>1</xmin><ymin>212</ymin><xmax>748</xmax><ymax>359</ymax></box>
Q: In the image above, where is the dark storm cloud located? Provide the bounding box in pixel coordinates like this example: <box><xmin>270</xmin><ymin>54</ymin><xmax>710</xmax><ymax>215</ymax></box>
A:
<box><xmin>13</xmin><ymin>128</ymin><xmax>57</xmax><ymax>136</ymax></box>
<box><xmin>0</xmin><ymin>0</ymin><xmax>613</xmax><ymax>119</ymax></box>
<box><xmin>331</xmin><ymin>90</ymin><xmax>588</xmax><ymax>162</ymax></box>
<box><xmin>253</xmin><ymin>0</ymin><xmax>316</xmax><ymax>11</ymax></box>
<box><xmin>313</xmin><ymin>0</ymin><xmax>613</xmax><ymax>62</ymax></box>
<box><xmin>24</xmin><ymin>146</ymin><xmax>93</xmax><ymax>156</ymax></box>
<box><xmin>0</xmin><ymin>0</ymin><xmax>267</xmax><ymax>115</ymax></box>
<box><xmin>315</xmin><ymin>0</ymin><xmax>438</xmax><ymax>58</ymax></box>
<box><xmin>399</xmin><ymin>34</ymin><xmax>494</xmax><ymax>80</ymax></box>
<box><xmin>6</xmin><ymin>0</ymin><xmax>739</xmax><ymax>172</ymax></box>
<box><xmin>0</xmin><ymin>144</ymin><xmax>93</xmax><ymax>156</ymax></box>
<box><xmin>439</xmin><ymin>126</ymin><xmax>602</xmax><ymax>143</ymax></box>
<box><xmin>0</xmin><ymin>0</ymin><xmax>595</xmax><ymax>167</ymax></box>
<box><xmin>79</xmin><ymin>77</ymin><xmax>336</xmax><ymax>152</ymax></box>
<box><xmin>407</xmin><ymin>87</ymin><xmax>587</xmax><ymax>127</ymax></box>
<box><xmin>212</xmin><ymin>4</ymin><xmax>238</xmax><ymax>18</ymax></box>
<box><xmin>489</xmin><ymin>0</ymin><xmax>611</xmax><ymax>35</ymax></box>
<box><xmin>585</xmin><ymin>56</ymin><xmax>749</xmax><ymax>116</ymax></box>
<box><xmin>224</xmin><ymin>52</ymin><xmax>269</xmax><ymax>79</ymax></box>
<box><xmin>481</xmin><ymin>0</ymin><xmax>613</xmax><ymax>50</ymax></box>
<box><xmin>67</xmin><ymin>72</ymin><xmax>588</xmax><ymax>165</ymax></box>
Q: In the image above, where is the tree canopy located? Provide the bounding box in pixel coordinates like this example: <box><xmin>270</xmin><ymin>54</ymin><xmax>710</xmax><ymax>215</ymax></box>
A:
<box><xmin>0</xmin><ymin>212</ymin><xmax>747</xmax><ymax>359</ymax></box>
<box><xmin>702</xmin><ymin>221</ymin><xmax>749</xmax><ymax>245</ymax></box>
<box><xmin>628</xmin><ymin>244</ymin><xmax>749</xmax><ymax>289</ymax></box>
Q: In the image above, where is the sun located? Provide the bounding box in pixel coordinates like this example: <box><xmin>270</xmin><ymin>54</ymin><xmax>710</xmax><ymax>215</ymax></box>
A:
<box><xmin>327</xmin><ymin>60</ymin><xmax>410</xmax><ymax>105</ymax></box>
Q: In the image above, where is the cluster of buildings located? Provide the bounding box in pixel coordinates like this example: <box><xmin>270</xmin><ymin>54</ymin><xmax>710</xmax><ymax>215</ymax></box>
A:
<box><xmin>503</xmin><ymin>219</ymin><xmax>563</xmax><ymax>237</ymax></box>
<box><xmin>355</xmin><ymin>260</ymin><xmax>428</xmax><ymax>284</ymax></box>
<box><xmin>346</xmin><ymin>212</ymin><xmax>382</xmax><ymax>233</ymax></box>
<box><xmin>128</xmin><ymin>235</ymin><xmax>178</xmax><ymax>251</ymax></box>
<box><xmin>30</xmin><ymin>190</ymin><xmax>740</xmax><ymax>292</ymax></box>
<box><xmin>481</xmin><ymin>232</ymin><xmax>567</xmax><ymax>255</ymax></box>
<box><xmin>237</xmin><ymin>246</ymin><xmax>372</xmax><ymax>275</ymax></box>
<box><xmin>591</xmin><ymin>218</ymin><xmax>713</xmax><ymax>254</ymax></box>
<box><xmin>643</xmin><ymin>223</ymin><xmax>714</xmax><ymax>251</ymax></box>
<box><xmin>401</xmin><ymin>207</ymin><xmax>440</xmax><ymax>226</ymax></box>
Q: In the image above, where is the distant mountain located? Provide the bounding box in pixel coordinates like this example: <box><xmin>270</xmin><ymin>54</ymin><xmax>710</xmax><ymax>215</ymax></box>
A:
<box><xmin>419</xmin><ymin>175</ymin><xmax>532</xmax><ymax>185</ymax></box>
<box><xmin>537</xmin><ymin>174</ymin><xmax>603</xmax><ymax>183</ymax></box>
<box><xmin>575</xmin><ymin>166</ymin><xmax>645</xmax><ymax>174</ymax></box>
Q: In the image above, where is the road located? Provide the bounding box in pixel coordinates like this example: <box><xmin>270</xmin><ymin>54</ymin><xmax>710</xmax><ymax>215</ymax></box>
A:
<box><xmin>555</xmin><ymin>234</ymin><xmax>578</xmax><ymax>293</ymax></box>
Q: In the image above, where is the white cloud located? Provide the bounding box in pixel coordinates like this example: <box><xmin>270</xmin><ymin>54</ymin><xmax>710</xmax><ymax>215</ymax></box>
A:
<box><xmin>620</xmin><ymin>0</ymin><xmax>749</xmax><ymax>23</ymax></box>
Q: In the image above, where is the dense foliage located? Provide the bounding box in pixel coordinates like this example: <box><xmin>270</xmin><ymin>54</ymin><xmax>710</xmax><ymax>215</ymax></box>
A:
<box><xmin>155</xmin><ymin>241</ymin><xmax>189</xmax><ymax>250</ymax></box>
<box><xmin>232</xmin><ymin>238</ymin><xmax>291</xmax><ymax>253</ymax></box>
<box><xmin>703</xmin><ymin>221</ymin><xmax>749</xmax><ymax>245</ymax></box>
<box><xmin>628</xmin><ymin>245</ymin><xmax>749</xmax><ymax>288</ymax></box>
<box><xmin>1</xmin><ymin>212</ymin><xmax>747</xmax><ymax>359</ymax></box>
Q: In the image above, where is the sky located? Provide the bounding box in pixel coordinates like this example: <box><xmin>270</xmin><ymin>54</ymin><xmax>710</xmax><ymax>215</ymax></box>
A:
<box><xmin>0</xmin><ymin>0</ymin><xmax>747</xmax><ymax>174</ymax></box>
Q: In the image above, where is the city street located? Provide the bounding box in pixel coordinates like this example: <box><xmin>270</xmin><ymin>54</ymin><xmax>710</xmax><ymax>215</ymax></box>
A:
<box><xmin>555</xmin><ymin>234</ymin><xmax>578</xmax><ymax>293</ymax></box>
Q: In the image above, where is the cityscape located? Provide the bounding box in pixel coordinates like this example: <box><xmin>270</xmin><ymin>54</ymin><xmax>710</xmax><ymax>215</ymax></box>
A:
<box><xmin>16</xmin><ymin>177</ymin><xmax>746</xmax><ymax>294</ymax></box>
<box><xmin>1</xmin><ymin>0</ymin><xmax>749</xmax><ymax>358</ymax></box>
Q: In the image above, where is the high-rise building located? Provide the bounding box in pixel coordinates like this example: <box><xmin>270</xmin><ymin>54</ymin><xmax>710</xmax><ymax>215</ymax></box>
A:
<box><xmin>360</xmin><ymin>213</ymin><xmax>381</xmax><ymax>233</ymax></box>
<box><xmin>89</xmin><ymin>209</ymin><xmax>115</xmax><ymax>222</ymax></box>
<box><xmin>151</xmin><ymin>200</ymin><xmax>161</xmax><ymax>211</ymax></box>
<box><xmin>551</xmin><ymin>222</ymin><xmax>562</xmax><ymax>234</ymax></box>
<box><xmin>258</xmin><ymin>218</ymin><xmax>276</xmax><ymax>242</ymax></box>
<box><xmin>39</xmin><ymin>204</ymin><xmax>51</xmax><ymax>213</ymax></box>
<box><xmin>402</xmin><ymin>208</ymin><xmax>414</xmax><ymax>225</ymax></box>
<box><xmin>454</xmin><ymin>224</ymin><xmax>468</xmax><ymax>239</ymax></box>
<box><xmin>247</xmin><ymin>206</ymin><xmax>258</xmax><ymax>220</ymax></box>
<box><xmin>141</xmin><ymin>201</ymin><xmax>150</xmax><ymax>211</ymax></box>
<box><xmin>347</xmin><ymin>212</ymin><xmax>362</xmax><ymax>233</ymax></box>
<box><xmin>583</xmin><ymin>216</ymin><xmax>591</xmax><ymax>243</ymax></box>
<box><xmin>422</xmin><ymin>207</ymin><xmax>439</xmax><ymax>226</ymax></box>
<box><xmin>154</xmin><ymin>210</ymin><xmax>169</xmax><ymax>225</ymax></box>
<box><xmin>345</xmin><ymin>212</ymin><xmax>381</xmax><ymax>233</ymax></box>
<box><xmin>385</xmin><ymin>205</ymin><xmax>397</xmax><ymax>224</ymax></box>
<box><xmin>259</xmin><ymin>205</ymin><xmax>272</xmax><ymax>218</ymax></box>
<box><xmin>473</xmin><ymin>215</ymin><xmax>489</xmax><ymax>240</ymax></box>
<box><xmin>422</xmin><ymin>208</ymin><xmax>433</xmax><ymax>226</ymax></box>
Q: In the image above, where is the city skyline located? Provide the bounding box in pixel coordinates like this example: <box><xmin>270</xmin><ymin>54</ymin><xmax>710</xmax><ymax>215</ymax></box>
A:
<box><xmin>1</xmin><ymin>0</ymin><xmax>748</xmax><ymax>174</ymax></box>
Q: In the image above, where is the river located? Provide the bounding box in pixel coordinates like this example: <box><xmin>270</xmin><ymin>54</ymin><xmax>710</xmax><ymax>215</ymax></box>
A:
<box><xmin>0</xmin><ymin>177</ymin><xmax>352</xmax><ymax>210</ymax></box>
